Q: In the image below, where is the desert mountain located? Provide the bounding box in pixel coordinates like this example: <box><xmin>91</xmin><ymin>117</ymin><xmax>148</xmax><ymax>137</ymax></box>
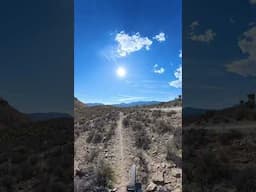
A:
<box><xmin>74</xmin><ymin>97</ymin><xmax>86</xmax><ymax>108</ymax></box>
<box><xmin>0</xmin><ymin>97</ymin><xmax>29</xmax><ymax>127</ymax></box>
<box><xmin>0</xmin><ymin>98</ymin><xmax>73</xmax><ymax>192</ymax></box>
<box><xmin>85</xmin><ymin>99</ymin><xmax>182</xmax><ymax>108</ymax></box>
<box><xmin>113</xmin><ymin>101</ymin><xmax>160</xmax><ymax>107</ymax></box>
<box><xmin>28</xmin><ymin>112</ymin><xmax>72</xmax><ymax>122</ymax></box>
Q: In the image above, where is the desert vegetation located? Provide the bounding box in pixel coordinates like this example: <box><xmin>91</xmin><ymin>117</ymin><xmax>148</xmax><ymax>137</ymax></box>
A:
<box><xmin>0</xmin><ymin>117</ymin><xmax>73</xmax><ymax>192</ymax></box>
<box><xmin>74</xmin><ymin>98</ymin><xmax>182</xmax><ymax>192</ymax></box>
<box><xmin>183</xmin><ymin>97</ymin><xmax>256</xmax><ymax>192</ymax></box>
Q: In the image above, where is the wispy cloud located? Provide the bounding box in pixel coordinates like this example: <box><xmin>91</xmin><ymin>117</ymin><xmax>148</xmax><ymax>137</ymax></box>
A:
<box><xmin>101</xmin><ymin>46</ymin><xmax>118</xmax><ymax>65</ymax></box>
<box><xmin>189</xmin><ymin>21</ymin><xmax>216</xmax><ymax>43</ymax></box>
<box><xmin>226</xmin><ymin>26</ymin><xmax>256</xmax><ymax>77</ymax></box>
<box><xmin>153</xmin><ymin>32</ymin><xmax>166</xmax><ymax>42</ymax></box>
<box><xmin>169</xmin><ymin>65</ymin><xmax>182</xmax><ymax>88</ymax></box>
<box><xmin>115</xmin><ymin>31</ymin><xmax>153</xmax><ymax>57</ymax></box>
<box><xmin>153</xmin><ymin>64</ymin><xmax>165</xmax><ymax>74</ymax></box>
<box><xmin>179</xmin><ymin>50</ymin><xmax>182</xmax><ymax>58</ymax></box>
<box><xmin>116</xmin><ymin>95</ymin><xmax>149</xmax><ymax>102</ymax></box>
<box><xmin>126</xmin><ymin>79</ymin><xmax>169</xmax><ymax>89</ymax></box>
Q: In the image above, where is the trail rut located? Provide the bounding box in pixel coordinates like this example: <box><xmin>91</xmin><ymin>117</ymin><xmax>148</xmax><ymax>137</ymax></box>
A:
<box><xmin>114</xmin><ymin>112</ymin><xmax>128</xmax><ymax>192</ymax></box>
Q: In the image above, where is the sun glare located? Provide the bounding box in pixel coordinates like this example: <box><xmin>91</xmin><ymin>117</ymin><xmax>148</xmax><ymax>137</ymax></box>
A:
<box><xmin>116</xmin><ymin>67</ymin><xmax>126</xmax><ymax>78</ymax></box>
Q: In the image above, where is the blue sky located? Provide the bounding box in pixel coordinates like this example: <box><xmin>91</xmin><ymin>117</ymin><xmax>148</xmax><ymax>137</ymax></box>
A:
<box><xmin>183</xmin><ymin>0</ymin><xmax>256</xmax><ymax>109</ymax></box>
<box><xmin>75</xmin><ymin>0</ymin><xmax>181</xmax><ymax>104</ymax></box>
<box><xmin>0</xmin><ymin>0</ymin><xmax>73</xmax><ymax>113</ymax></box>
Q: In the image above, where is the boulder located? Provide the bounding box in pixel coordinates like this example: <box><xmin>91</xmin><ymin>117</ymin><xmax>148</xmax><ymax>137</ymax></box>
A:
<box><xmin>146</xmin><ymin>182</ymin><xmax>157</xmax><ymax>191</ymax></box>
<box><xmin>171</xmin><ymin>168</ymin><xmax>181</xmax><ymax>178</ymax></box>
<box><xmin>152</xmin><ymin>170</ymin><xmax>164</xmax><ymax>184</ymax></box>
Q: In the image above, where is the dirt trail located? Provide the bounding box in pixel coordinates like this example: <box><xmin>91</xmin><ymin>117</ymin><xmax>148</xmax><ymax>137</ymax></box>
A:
<box><xmin>115</xmin><ymin>112</ymin><xmax>128</xmax><ymax>192</ymax></box>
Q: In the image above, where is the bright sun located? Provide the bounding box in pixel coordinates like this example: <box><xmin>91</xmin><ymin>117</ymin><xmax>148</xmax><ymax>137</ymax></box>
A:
<box><xmin>116</xmin><ymin>67</ymin><xmax>126</xmax><ymax>78</ymax></box>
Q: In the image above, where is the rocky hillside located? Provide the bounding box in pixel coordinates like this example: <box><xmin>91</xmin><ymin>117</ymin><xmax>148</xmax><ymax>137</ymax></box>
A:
<box><xmin>0</xmin><ymin>98</ymin><xmax>73</xmax><ymax>192</ymax></box>
<box><xmin>0</xmin><ymin>98</ymin><xmax>29</xmax><ymax>128</ymax></box>
<box><xmin>183</xmin><ymin>103</ymin><xmax>256</xmax><ymax>192</ymax></box>
<box><xmin>74</xmin><ymin>100</ymin><xmax>182</xmax><ymax>192</ymax></box>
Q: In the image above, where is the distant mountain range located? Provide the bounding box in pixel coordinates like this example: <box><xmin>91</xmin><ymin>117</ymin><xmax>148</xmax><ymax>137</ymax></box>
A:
<box><xmin>86</xmin><ymin>101</ymin><xmax>161</xmax><ymax>107</ymax></box>
<box><xmin>114</xmin><ymin>101</ymin><xmax>161</xmax><ymax>107</ymax></box>
<box><xmin>86</xmin><ymin>103</ymin><xmax>104</xmax><ymax>107</ymax></box>
<box><xmin>183</xmin><ymin>107</ymin><xmax>208</xmax><ymax>117</ymax></box>
<box><xmin>0</xmin><ymin>97</ymin><xmax>73</xmax><ymax>126</ymax></box>
<box><xmin>27</xmin><ymin>112</ymin><xmax>72</xmax><ymax>122</ymax></box>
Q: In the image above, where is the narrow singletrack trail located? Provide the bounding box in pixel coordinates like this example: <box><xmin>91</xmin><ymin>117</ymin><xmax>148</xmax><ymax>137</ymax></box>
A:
<box><xmin>115</xmin><ymin>112</ymin><xmax>127</xmax><ymax>192</ymax></box>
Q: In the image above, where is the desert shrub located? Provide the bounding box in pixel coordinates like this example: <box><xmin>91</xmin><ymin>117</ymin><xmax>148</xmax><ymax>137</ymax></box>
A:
<box><xmin>0</xmin><ymin>153</ymin><xmax>8</xmax><ymax>164</ymax></box>
<box><xmin>166</xmin><ymin>139</ymin><xmax>181</xmax><ymax>167</ymax></box>
<box><xmin>174</xmin><ymin>128</ymin><xmax>182</xmax><ymax>149</ymax></box>
<box><xmin>136</xmin><ymin>152</ymin><xmax>149</xmax><ymax>185</ymax></box>
<box><xmin>152</xmin><ymin>110</ymin><xmax>161</xmax><ymax>118</ymax></box>
<box><xmin>167</xmin><ymin>110</ymin><xmax>177</xmax><ymax>117</ymax></box>
<box><xmin>105</xmin><ymin>127</ymin><xmax>115</xmax><ymax>143</ymax></box>
<box><xmin>94</xmin><ymin>160</ymin><xmax>114</xmax><ymax>188</ymax></box>
<box><xmin>166</xmin><ymin>143</ymin><xmax>176</xmax><ymax>161</ymax></box>
<box><xmin>236</xmin><ymin>109</ymin><xmax>247</xmax><ymax>121</ymax></box>
<box><xmin>123</xmin><ymin>117</ymin><xmax>129</xmax><ymax>128</ymax></box>
<box><xmin>219</xmin><ymin>130</ymin><xmax>243</xmax><ymax>145</ymax></box>
<box><xmin>154</xmin><ymin>120</ymin><xmax>174</xmax><ymax>134</ymax></box>
<box><xmin>135</xmin><ymin>112</ymin><xmax>143</xmax><ymax>121</ymax></box>
<box><xmin>183</xmin><ymin>129</ymin><xmax>209</xmax><ymax>148</ymax></box>
<box><xmin>233</xmin><ymin>168</ymin><xmax>256</xmax><ymax>192</ymax></box>
<box><xmin>92</xmin><ymin>132</ymin><xmax>103</xmax><ymax>144</ymax></box>
<box><xmin>132</xmin><ymin>122</ymin><xmax>143</xmax><ymax>131</ymax></box>
<box><xmin>1</xmin><ymin>175</ymin><xmax>14</xmax><ymax>192</ymax></box>
<box><xmin>192</xmin><ymin>150</ymin><xmax>231</xmax><ymax>191</ymax></box>
<box><xmin>87</xmin><ymin>149</ymin><xmax>99</xmax><ymax>163</ymax></box>
<box><xmin>0</xmin><ymin>163</ymin><xmax>8</xmax><ymax>177</ymax></box>
<box><xmin>86</xmin><ymin>130</ymin><xmax>95</xmax><ymax>143</ymax></box>
<box><xmin>11</xmin><ymin>151</ymin><xmax>27</xmax><ymax>164</ymax></box>
<box><xmin>49</xmin><ymin>182</ymin><xmax>67</xmax><ymax>192</ymax></box>
<box><xmin>18</xmin><ymin>161</ymin><xmax>34</xmax><ymax>181</ymax></box>
<box><xmin>94</xmin><ymin>120</ymin><xmax>105</xmax><ymax>132</ymax></box>
<box><xmin>145</xmin><ymin>118</ymin><xmax>151</xmax><ymax>124</ymax></box>
<box><xmin>135</xmin><ymin>130</ymin><xmax>151</xmax><ymax>150</ymax></box>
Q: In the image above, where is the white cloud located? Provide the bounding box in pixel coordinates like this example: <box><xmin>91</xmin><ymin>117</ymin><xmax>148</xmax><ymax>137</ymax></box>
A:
<box><xmin>226</xmin><ymin>26</ymin><xmax>256</xmax><ymax>76</ymax></box>
<box><xmin>179</xmin><ymin>50</ymin><xmax>182</xmax><ymax>58</ymax></box>
<box><xmin>190</xmin><ymin>29</ymin><xmax>216</xmax><ymax>42</ymax></box>
<box><xmin>169</xmin><ymin>66</ymin><xmax>182</xmax><ymax>88</ymax></box>
<box><xmin>189</xmin><ymin>21</ymin><xmax>216</xmax><ymax>43</ymax></box>
<box><xmin>250</xmin><ymin>0</ymin><xmax>256</xmax><ymax>4</ymax></box>
<box><xmin>115</xmin><ymin>31</ymin><xmax>153</xmax><ymax>57</ymax></box>
<box><xmin>153</xmin><ymin>64</ymin><xmax>165</xmax><ymax>74</ymax></box>
<box><xmin>153</xmin><ymin>32</ymin><xmax>166</xmax><ymax>42</ymax></box>
<box><xmin>190</xmin><ymin>21</ymin><xmax>199</xmax><ymax>30</ymax></box>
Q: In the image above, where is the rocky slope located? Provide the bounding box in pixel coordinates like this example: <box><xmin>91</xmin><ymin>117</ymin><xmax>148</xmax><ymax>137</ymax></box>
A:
<box><xmin>74</xmin><ymin>99</ymin><xmax>182</xmax><ymax>192</ymax></box>
<box><xmin>0</xmin><ymin>98</ymin><xmax>73</xmax><ymax>192</ymax></box>
<box><xmin>183</xmin><ymin>104</ymin><xmax>256</xmax><ymax>192</ymax></box>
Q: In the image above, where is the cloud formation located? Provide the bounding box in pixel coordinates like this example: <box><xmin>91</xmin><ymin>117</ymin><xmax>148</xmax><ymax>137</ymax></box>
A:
<box><xmin>153</xmin><ymin>32</ymin><xmax>166</xmax><ymax>42</ymax></box>
<box><xmin>189</xmin><ymin>21</ymin><xmax>216</xmax><ymax>43</ymax></box>
<box><xmin>153</xmin><ymin>64</ymin><xmax>165</xmax><ymax>74</ymax></box>
<box><xmin>179</xmin><ymin>50</ymin><xmax>182</xmax><ymax>58</ymax></box>
<box><xmin>250</xmin><ymin>0</ymin><xmax>256</xmax><ymax>4</ymax></box>
<box><xmin>169</xmin><ymin>66</ymin><xmax>182</xmax><ymax>88</ymax></box>
<box><xmin>115</xmin><ymin>31</ymin><xmax>152</xmax><ymax>57</ymax></box>
<box><xmin>226</xmin><ymin>26</ymin><xmax>256</xmax><ymax>76</ymax></box>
